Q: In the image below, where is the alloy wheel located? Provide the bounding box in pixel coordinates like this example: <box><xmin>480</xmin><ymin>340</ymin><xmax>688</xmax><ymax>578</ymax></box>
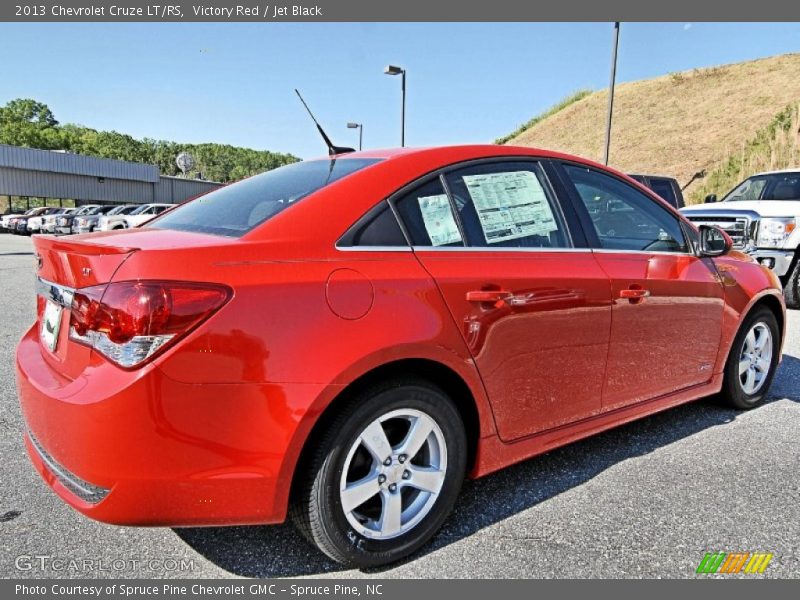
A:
<box><xmin>738</xmin><ymin>322</ymin><xmax>773</xmax><ymax>395</ymax></box>
<box><xmin>339</xmin><ymin>408</ymin><xmax>447</xmax><ymax>540</ymax></box>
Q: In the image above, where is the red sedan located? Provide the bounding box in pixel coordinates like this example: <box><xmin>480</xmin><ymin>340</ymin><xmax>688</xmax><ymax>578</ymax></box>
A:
<box><xmin>17</xmin><ymin>146</ymin><xmax>785</xmax><ymax>567</ymax></box>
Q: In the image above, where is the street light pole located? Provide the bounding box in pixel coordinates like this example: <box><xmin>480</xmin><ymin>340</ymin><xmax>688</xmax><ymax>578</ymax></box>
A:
<box><xmin>385</xmin><ymin>65</ymin><xmax>406</xmax><ymax>147</ymax></box>
<box><xmin>347</xmin><ymin>122</ymin><xmax>363</xmax><ymax>150</ymax></box>
<box><xmin>603</xmin><ymin>22</ymin><xmax>620</xmax><ymax>166</ymax></box>
<box><xmin>400</xmin><ymin>70</ymin><xmax>406</xmax><ymax>147</ymax></box>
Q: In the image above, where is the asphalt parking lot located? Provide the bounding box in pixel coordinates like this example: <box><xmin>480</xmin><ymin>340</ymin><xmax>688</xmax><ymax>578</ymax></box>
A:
<box><xmin>0</xmin><ymin>233</ymin><xmax>798</xmax><ymax>579</ymax></box>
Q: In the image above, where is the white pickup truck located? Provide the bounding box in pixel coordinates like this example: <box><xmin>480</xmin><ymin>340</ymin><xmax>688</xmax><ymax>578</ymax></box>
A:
<box><xmin>96</xmin><ymin>203</ymin><xmax>172</xmax><ymax>231</ymax></box>
<box><xmin>681</xmin><ymin>169</ymin><xmax>800</xmax><ymax>307</ymax></box>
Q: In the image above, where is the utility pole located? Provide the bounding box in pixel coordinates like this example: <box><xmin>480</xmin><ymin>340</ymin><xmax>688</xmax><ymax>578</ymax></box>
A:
<box><xmin>603</xmin><ymin>22</ymin><xmax>620</xmax><ymax>166</ymax></box>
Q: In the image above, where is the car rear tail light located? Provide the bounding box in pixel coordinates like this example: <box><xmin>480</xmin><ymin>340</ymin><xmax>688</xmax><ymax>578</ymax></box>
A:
<box><xmin>68</xmin><ymin>281</ymin><xmax>231</xmax><ymax>368</ymax></box>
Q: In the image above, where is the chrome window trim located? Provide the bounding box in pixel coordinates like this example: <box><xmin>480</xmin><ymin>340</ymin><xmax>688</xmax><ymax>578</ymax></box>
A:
<box><xmin>410</xmin><ymin>246</ymin><xmax>697</xmax><ymax>257</ymax></box>
<box><xmin>591</xmin><ymin>248</ymin><xmax>697</xmax><ymax>257</ymax></box>
<box><xmin>411</xmin><ymin>246</ymin><xmax>590</xmax><ymax>253</ymax></box>
<box><xmin>36</xmin><ymin>277</ymin><xmax>75</xmax><ymax>308</ymax></box>
<box><xmin>334</xmin><ymin>245</ymin><xmax>413</xmax><ymax>252</ymax></box>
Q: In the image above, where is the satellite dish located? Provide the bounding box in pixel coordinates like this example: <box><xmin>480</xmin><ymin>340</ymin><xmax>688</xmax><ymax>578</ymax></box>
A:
<box><xmin>176</xmin><ymin>152</ymin><xmax>195</xmax><ymax>175</ymax></box>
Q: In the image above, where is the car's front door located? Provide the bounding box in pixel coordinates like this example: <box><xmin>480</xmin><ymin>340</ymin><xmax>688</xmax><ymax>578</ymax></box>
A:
<box><xmin>559</xmin><ymin>163</ymin><xmax>725</xmax><ymax>411</ymax></box>
<box><xmin>392</xmin><ymin>160</ymin><xmax>612</xmax><ymax>441</ymax></box>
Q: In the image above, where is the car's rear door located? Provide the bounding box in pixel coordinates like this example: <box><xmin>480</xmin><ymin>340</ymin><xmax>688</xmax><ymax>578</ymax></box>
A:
<box><xmin>557</xmin><ymin>162</ymin><xmax>725</xmax><ymax>411</ymax></box>
<box><xmin>393</xmin><ymin>159</ymin><xmax>612</xmax><ymax>441</ymax></box>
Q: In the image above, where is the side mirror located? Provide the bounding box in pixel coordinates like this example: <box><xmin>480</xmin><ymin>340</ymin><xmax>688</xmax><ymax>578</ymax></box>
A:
<box><xmin>704</xmin><ymin>194</ymin><xmax>717</xmax><ymax>204</ymax></box>
<box><xmin>698</xmin><ymin>225</ymin><xmax>732</xmax><ymax>257</ymax></box>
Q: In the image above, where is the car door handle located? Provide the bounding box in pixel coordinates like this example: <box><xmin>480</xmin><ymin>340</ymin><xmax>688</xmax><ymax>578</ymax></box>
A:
<box><xmin>466</xmin><ymin>290</ymin><xmax>514</xmax><ymax>303</ymax></box>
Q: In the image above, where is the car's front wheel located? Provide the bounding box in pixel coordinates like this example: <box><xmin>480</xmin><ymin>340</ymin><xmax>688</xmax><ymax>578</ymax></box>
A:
<box><xmin>721</xmin><ymin>306</ymin><xmax>780</xmax><ymax>409</ymax></box>
<box><xmin>291</xmin><ymin>379</ymin><xmax>467</xmax><ymax>567</ymax></box>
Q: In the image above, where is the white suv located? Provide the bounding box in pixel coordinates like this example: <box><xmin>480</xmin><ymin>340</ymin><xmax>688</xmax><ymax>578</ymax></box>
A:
<box><xmin>97</xmin><ymin>203</ymin><xmax>172</xmax><ymax>231</ymax></box>
<box><xmin>681</xmin><ymin>168</ymin><xmax>800</xmax><ymax>307</ymax></box>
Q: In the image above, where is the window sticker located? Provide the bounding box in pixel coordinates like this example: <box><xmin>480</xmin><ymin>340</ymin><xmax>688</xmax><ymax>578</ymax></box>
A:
<box><xmin>462</xmin><ymin>171</ymin><xmax>558</xmax><ymax>244</ymax></box>
<box><xmin>418</xmin><ymin>194</ymin><xmax>462</xmax><ymax>246</ymax></box>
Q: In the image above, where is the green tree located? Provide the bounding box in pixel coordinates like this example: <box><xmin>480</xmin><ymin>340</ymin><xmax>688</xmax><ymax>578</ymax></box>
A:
<box><xmin>0</xmin><ymin>98</ymin><xmax>299</xmax><ymax>182</ymax></box>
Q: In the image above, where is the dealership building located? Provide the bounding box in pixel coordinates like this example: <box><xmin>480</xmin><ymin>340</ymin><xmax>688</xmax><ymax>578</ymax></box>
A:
<box><xmin>0</xmin><ymin>144</ymin><xmax>222</xmax><ymax>210</ymax></box>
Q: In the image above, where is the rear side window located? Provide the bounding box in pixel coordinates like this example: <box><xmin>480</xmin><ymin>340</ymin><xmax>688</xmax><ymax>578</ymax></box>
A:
<box><xmin>338</xmin><ymin>203</ymin><xmax>407</xmax><ymax>247</ymax></box>
<box><xmin>444</xmin><ymin>161</ymin><xmax>570</xmax><ymax>249</ymax></box>
<box><xmin>394</xmin><ymin>178</ymin><xmax>464</xmax><ymax>247</ymax></box>
<box><xmin>149</xmin><ymin>158</ymin><xmax>382</xmax><ymax>237</ymax></box>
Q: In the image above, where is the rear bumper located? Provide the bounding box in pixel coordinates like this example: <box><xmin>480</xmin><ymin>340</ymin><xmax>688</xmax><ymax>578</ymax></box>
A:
<box><xmin>16</xmin><ymin>324</ymin><xmax>330</xmax><ymax>526</ymax></box>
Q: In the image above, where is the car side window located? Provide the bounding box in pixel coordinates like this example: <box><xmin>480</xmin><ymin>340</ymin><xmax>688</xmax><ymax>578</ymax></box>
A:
<box><xmin>648</xmin><ymin>178</ymin><xmax>677</xmax><ymax>208</ymax></box>
<box><xmin>443</xmin><ymin>161</ymin><xmax>570</xmax><ymax>249</ymax></box>
<box><xmin>393</xmin><ymin>178</ymin><xmax>464</xmax><ymax>247</ymax></box>
<box><xmin>339</xmin><ymin>203</ymin><xmax>408</xmax><ymax>247</ymax></box>
<box><xmin>564</xmin><ymin>164</ymin><xmax>688</xmax><ymax>253</ymax></box>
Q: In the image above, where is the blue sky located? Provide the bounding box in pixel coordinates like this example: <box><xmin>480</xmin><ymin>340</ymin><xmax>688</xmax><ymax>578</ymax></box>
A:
<box><xmin>1</xmin><ymin>22</ymin><xmax>799</xmax><ymax>159</ymax></box>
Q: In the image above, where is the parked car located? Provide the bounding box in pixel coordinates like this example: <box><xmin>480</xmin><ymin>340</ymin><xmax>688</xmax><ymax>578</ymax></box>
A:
<box><xmin>12</xmin><ymin>207</ymin><xmax>50</xmax><ymax>235</ymax></box>
<box><xmin>41</xmin><ymin>208</ymin><xmax>77</xmax><ymax>234</ymax></box>
<box><xmin>72</xmin><ymin>205</ymin><xmax>126</xmax><ymax>234</ymax></box>
<box><xmin>55</xmin><ymin>205</ymin><xmax>100</xmax><ymax>235</ymax></box>
<box><xmin>1</xmin><ymin>208</ymin><xmax>39</xmax><ymax>232</ymax></box>
<box><xmin>628</xmin><ymin>174</ymin><xmax>685</xmax><ymax>209</ymax></box>
<box><xmin>681</xmin><ymin>169</ymin><xmax>800</xmax><ymax>307</ymax></box>
<box><xmin>95</xmin><ymin>204</ymin><xmax>149</xmax><ymax>232</ymax></box>
<box><xmin>18</xmin><ymin>146</ymin><xmax>785</xmax><ymax>568</ymax></box>
<box><xmin>26</xmin><ymin>207</ymin><xmax>64</xmax><ymax>235</ymax></box>
<box><xmin>97</xmin><ymin>203</ymin><xmax>172</xmax><ymax>231</ymax></box>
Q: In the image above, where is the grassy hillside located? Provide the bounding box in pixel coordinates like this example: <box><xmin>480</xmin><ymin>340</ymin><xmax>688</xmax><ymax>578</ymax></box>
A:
<box><xmin>503</xmin><ymin>53</ymin><xmax>800</xmax><ymax>203</ymax></box>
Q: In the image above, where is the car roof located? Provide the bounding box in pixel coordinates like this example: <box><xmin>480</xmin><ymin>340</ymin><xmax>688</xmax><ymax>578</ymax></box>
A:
<box><xmin>324</xmin><ymin>145</ymin><xmax>604</xmax><ymax>163</ymax></box>
<box><xmin>317</xmin><ymin>144</ymin><xmax>638</xmax><ymax>183</ymax></box>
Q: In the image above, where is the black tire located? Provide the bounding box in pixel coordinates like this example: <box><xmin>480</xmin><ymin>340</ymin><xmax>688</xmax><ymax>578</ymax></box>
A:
<box><xmin>290</xmin><ymin>379</ymin><xmax>467</xmax><ymax>568</ymax></box>
<box><xmin>720</xmin><ymin>307</ymin><xmax>780</xmax><ymax>410</ymax></box>
<box><xmin>783</xmin><ymin>257</ymin><xmax>800</xmax><ymax>309</ymax></box>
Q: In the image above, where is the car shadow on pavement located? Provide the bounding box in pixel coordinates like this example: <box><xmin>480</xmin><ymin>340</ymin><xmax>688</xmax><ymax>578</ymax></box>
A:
<box><xmin>174</xmin><ymin>353</ymin><xmax>800</xmax><ymax>577</ymax></box>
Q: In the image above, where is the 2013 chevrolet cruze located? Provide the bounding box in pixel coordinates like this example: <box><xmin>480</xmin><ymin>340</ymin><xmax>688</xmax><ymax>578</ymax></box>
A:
<box><xmin>17</xmin><ymin>146</ymin><xmax>785</xmax><ymax>567</ymax></box>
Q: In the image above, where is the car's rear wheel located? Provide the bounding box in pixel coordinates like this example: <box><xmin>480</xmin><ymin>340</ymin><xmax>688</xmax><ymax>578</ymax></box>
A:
<box><xmin>291</xmin><ymin>379</ymin><xmax>467</xmax><ymax>567</ymax></box>
<box><xmin>721</xmin><ymin>307</ymin><xmax>780</xmax><ymax>409</ymax></box>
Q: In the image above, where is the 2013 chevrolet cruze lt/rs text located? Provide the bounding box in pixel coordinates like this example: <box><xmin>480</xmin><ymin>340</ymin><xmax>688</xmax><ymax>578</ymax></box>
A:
<box><xmin>17</xmin><ymin>146</ymin><xmax>785</xmax><ymax>567</ymax></box>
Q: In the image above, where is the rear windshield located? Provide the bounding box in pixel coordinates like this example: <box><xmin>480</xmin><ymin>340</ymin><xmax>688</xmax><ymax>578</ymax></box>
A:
<box><xmin>149</xmin><ymin>158</ymin><xmax>382</xmax><ymax>237</ymax></box>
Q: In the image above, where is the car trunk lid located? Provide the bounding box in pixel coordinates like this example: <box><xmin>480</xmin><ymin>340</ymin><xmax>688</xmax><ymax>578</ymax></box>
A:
<box><xmin>32</xmin><ymin>229</ymin><xmax>240</xmax><ymax>380</ymax></box>
<box><xmin>33</xmin><ymin>236</ymin><xmax>139</xmax><ymax>380</ymax></box>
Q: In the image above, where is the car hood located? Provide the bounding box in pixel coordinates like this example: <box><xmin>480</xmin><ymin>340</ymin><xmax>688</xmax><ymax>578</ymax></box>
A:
<box><xmin>682</xmin><ymin>200</ymin><xmax>800</xmax><ymax>217</ymax></box>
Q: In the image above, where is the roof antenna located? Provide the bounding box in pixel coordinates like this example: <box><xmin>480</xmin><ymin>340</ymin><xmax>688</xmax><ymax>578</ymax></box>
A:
<box><xmin>294</xmin><ymin>89</ymin><xmax>355</xmax><ymax>156</ymax></box>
